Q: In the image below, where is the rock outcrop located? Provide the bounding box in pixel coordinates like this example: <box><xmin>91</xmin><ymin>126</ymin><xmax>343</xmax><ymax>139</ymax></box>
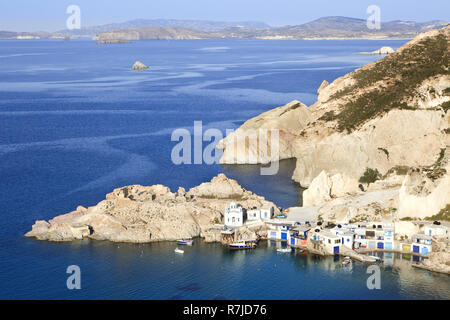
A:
<box><xmin>398</xmin><ymin>150</ymin><xmax>450</xmax><ymax>220</ymax></box>
<box><xmin>414</xmin><ymin>237</ymin><xmax>450</xmax><ymax>274</ymax></box>
<box><xmin>25</xmin><ymin>174</ymin><xmax>278</xmax><ymax>243</ymax></box>
<box><xmin>217</xmin><ymin>25</ymin><xmax>450</xmax><ymax>199</ymax></box>
<box><xmin>317</xmin><ymin>80</ymin><xmax>329</xmax><ymax>96</ymax></box>
<box><xmin>217</xmin><ymin>100</ymin><xmax>311</xmax><ymax>164</ymax></box>
<box><xmin>359</xmin><ymin>46</ymin><xmax>395</xmax><ymax>55</ymax></box>
<box><xmin>302</xmin><ymin>170</ymin><xmax>361</xmax><ymax>207</ymax></box>
<box><xmin>132</xmin><ymin>61</ymin><xmax>149</xmax><ymax>70</ymax></box>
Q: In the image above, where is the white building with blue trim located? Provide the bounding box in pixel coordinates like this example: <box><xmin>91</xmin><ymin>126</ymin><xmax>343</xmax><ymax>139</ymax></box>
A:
<box><xmin>224</xmin><ymin>202</ymin><xmax>246</xmax><ymax>227</ymax></box>
<box><xmin>411</xmin><ymin>234</ymin><xmax>433</xmax><ymax>255</ymax></box>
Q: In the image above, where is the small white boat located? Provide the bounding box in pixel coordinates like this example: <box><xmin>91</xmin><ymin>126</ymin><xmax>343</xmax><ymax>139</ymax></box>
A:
<box><xmin>174</xmin><ymin>248</ymin><xmax>184</xmax><ymax>254</ymax></box>
<box><xmin>177</xmin><ymin>239</ymin><xmax>193</xmax><ymax>246</ymax></box>
<box><xmin>277</xmin><ymin>248</ymin><xmax>292</xmax><ymax>253</ymax></box>
<box><xmin>368</xmin><ymin>255</ymin><xmax>381</xmax><ymax>262</ymax></box>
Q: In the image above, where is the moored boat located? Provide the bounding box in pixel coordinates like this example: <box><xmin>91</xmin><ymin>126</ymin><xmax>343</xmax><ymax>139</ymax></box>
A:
<box><xmin>177</xmin><ymin>238</ymin><xmax>193</xmax><ymax>246</ymax></box>
<box><xmin>174</xmin><ymin>248</ymin><xmax>184</xmax><ymax>254</ymax></box>
<box><xmin>277</xmin><ymin>248</ymin><xmax>292</xmax><ymax>253</ymax></box>
<box><xmin>342</xmin><ymin>256</ymin><xmax>351</xmax><ymax>265</ymax></box>
<box><xmin>229</xmin><ymin>240</ymin><xmax>257</xmax><ymax>250</ymax></box>
<box><xmin>368</xmin><ymin>255</ymin><xmax>382</xmax><ymax>262</ymax></box>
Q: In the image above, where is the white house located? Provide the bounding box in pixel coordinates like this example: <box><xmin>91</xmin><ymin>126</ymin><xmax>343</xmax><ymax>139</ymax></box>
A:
<box><xmin>321</xmin><ymin>231</ymin><xmax>342</xmax><ymax>255</ymax></box>
<box><xmin>246</xmin><ymin>206</ymin><xmax>274</xmax><ymax>221</ymax></box>
<box><xmin>353</xmin><ymin>222</ymin><xmax>395</xmax><ymax>250</ymax></box>
<box><xmin>260</xmin><ymin>206</ymin><xmax>274</xmax><ymax>220</ymax></box>
<box><xmin>289</xmin><ymin>226</ymin><xmax>311</xmax><ymax>247</ymax></box>
<box><xmin>247</xmin><ymin>209</ymin><xmax>261</xmax><ymax>221</ymax></box>
<box><xmin>266</xmin><ymin>220</ymin><xmax>294</xmax><ymax>241</ymax></box>
<box><xmin>340</xmin><ymin>232</ymin><xmax>355</xmax><ymax>249</ymax></box>
<box><xmin>224</xmin><ymin>202</ymin><xmax>246</xmax><ymax>227</ymax></box>
<box><xmin>424</xmin><ymin>224</ymin><xmax>448</xmax><ymax>237</ymax></box>
<box><xmin>411</xmin><ymin>234</ymin><xmax>433</xmax><ymax>255</ymax></box>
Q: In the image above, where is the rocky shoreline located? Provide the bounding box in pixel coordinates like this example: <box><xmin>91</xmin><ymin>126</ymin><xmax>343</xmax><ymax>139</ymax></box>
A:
<box><xmin>25</xmin><ymin>174</ymin><xmax>278</xmax><ymax>244</ymax></box>
<box><xmin>215</xmin><ymin>25</ymin><xmax>450</xmax><ymax>274</ymax></box>
<box><xmin>25</xmin><ymin>25</ymin><xmax>450</xmax><ymax>275</ymax></box>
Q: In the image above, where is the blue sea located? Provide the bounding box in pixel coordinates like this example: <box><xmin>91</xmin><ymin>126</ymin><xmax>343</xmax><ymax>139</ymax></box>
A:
<box><xmin>0</xmin><ymin>38</ymin><xmax>449</xmax><ymax>299</ymax></box>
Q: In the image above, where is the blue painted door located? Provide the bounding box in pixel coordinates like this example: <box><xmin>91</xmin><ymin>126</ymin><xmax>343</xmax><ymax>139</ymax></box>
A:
<box><xmin>281</xmin><ymin>232</ymin><xmax>287</xmax><ymax>240</ymax></box>
<box><xmin>421</xmin><ymin>247</ymin><xmax>428</xmax><ymax>255</ymax></box>
<box><xmin>377</xmin><ymin>242</ymin><xmax>384</xmax><ymax>249</ymax></box>
<box><xmin>290</xmin><ymin>238</ymin><xmax>295</xmax><ymax>245</ymax></box>
<box><xmin>333</xmin><ymin>246</ymin><xmax>339</xmax><ymax>254</ymax></box>
<box><xmin>413</xmin><ymin>245</ymin><xmax>420</xmax><ymax>253</ymax></box>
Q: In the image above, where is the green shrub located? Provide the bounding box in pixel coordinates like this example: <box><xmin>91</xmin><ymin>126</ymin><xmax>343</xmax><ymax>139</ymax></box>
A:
<box><xmin>330</xmin><ymin>33</ymin><xmax>449</xmax><ymax>132</ymax></box>
<box><xmin>441</xmin><ymin>101</ymin><xmax>450</xmax><ymax>113</ymax></box>
<box><xmin>425</xmin><ymin>204</ymin><xmax>450</xmax><ymax>221</ymax></box>
<box><xmin>359</xmin><ymin>168</ymin><xmax>381</xmax><ymax>184</ymax></box>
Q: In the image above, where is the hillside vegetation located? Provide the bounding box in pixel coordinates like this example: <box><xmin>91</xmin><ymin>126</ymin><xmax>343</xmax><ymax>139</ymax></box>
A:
<box><xmin>328</xmin><ymin>31</ymin><xmax>449</xmax><ymax>132</ymax></box>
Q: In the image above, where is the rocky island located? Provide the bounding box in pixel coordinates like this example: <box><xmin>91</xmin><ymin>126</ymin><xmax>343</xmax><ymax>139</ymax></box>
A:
<box><xmin>358</xmin><ymin>46</ymin><xmax>395</xmax><ymax>55</ymax></box>
<box><xmin>26</xmin><ymin>174</ymin><xmax>278</xmax><ymax>243</ymax></box>
<box><xmin>132</xmin><ymin>61</ymin><xmax>149</xmax><ymax>70</ymax></box>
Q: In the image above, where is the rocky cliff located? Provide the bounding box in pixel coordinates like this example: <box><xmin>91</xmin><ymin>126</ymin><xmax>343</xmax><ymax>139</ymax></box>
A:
<box><xmin>217</xmin><ymin>25</ymin><xmax>450</xmax><ymax>219</ymax></box>
<box><xmin>25</xmin><ymin>174</ymin><xmax>278</xmax><ymax>243</ymax></box>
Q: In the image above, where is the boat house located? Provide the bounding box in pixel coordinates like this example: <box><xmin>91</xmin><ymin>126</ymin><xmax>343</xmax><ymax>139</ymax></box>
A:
<box><xmin>289</xmin><ymin>225</ymin><xmax>310</xmax><ymax>247</ymax></box>
<box><xmin>411</xmin><ymin>234</ymin><xmax>433</xmax><ymax>255</ymax></box>
<box><xmin>321</xmin><ymin>231</ymin><xmax>342</xmax><ymax>255</ymax></box>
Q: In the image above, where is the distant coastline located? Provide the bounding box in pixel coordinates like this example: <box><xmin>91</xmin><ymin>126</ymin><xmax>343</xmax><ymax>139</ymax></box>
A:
<box><xmin>2</xmin><ymin>16</ymin><xmax>447</xmax><ymax>42</ymax></box>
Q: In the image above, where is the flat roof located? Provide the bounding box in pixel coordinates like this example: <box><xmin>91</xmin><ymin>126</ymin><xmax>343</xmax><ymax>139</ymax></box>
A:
<box><xmin>320</xmin><ymin>230</ymin><xmax>341</xmax><ymax>239</ymax></box>
<box><xmin>427</xmin><ymin>224</ymin><xmax>448</xmax><ymax>229</ymax></box>
<box><xmin>412</xmin><ymin>233</ymin><xmax>433</xmax><ymax>240</ymax></box>
<box><xmin>265</xmin><ymin>220</ymin><xmax>296</xmax><ymax>226</ymax></box>
<box><xmin>293</xmin><ymin>226</ymin><xmax>312</xmax><ymax>232</ymax></box>
<box><xmin>285</xmin><ymin>207</ymin><xmax>319</xmax><ymax>222</ymax></box>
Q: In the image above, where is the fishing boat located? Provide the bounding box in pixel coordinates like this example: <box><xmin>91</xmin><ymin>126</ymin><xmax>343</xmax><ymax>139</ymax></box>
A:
<box><xmin>174</xmin><ymin>248</ymin><xmax>184</xmax><ymax>254</ymax></box>
<box><xmin>368</xmin><ymin>255</ymin><xmax>382</xmax><ymax>262</ymax></box>
<box><xmin>277</xmin><ymin>248</ymin><xmax>292</xmax><ymax>253</ymax></box>
<box><xmin>342</xmin><ymin>256</ymin><xmax>351</xmax><ymax>265</ymax></box>
<box><xmin>177</xmin><ymin>238</ymin><xmax>193</xmax><ymax>246</ymax></box>
<box><xmin>229</xmin><ymin>240</ymin><xmax>257</xmax><ymax>250</ymax></box>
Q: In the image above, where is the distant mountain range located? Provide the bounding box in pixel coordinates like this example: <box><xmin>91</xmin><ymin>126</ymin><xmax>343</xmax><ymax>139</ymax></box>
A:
<box><xmin>257</xmin><ymin>17</ymin><xmax>449</xmax><ymax>39</ymax></box>
<box><xmin>1</xmin><ymin>17</ymin><xmax>448</xmax><ymax>40</ymax></box>
<box><xmin>63</xmin><ymin>19</ymin><xmax>272</xmax><ymax>36</ymax></box>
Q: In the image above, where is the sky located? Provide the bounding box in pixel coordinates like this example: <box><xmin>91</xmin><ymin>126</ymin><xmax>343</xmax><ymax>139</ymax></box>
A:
<box><xmin>1</xmin><ymin>0</ymin><xmax>449</xmax><ymax>32</ymax></box>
